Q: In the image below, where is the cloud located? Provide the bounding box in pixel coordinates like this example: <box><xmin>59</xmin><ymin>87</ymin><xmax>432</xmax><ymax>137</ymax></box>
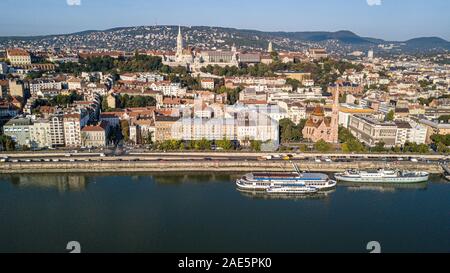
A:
<box><xmin>366</xmin><ymin>0</ymin><xmax>382</xmax><ymax>6</ymax></box>
<box><xmin>66</xmin><ymin>0</ymin><xmax>81</xmax><ymax>6</ymax></box>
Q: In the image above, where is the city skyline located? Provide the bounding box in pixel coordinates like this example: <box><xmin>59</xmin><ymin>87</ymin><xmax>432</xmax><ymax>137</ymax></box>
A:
<box><xmin>1</xmin><ymin>0</ymin><xmax>449</xmax><ymax>41</ymax></box>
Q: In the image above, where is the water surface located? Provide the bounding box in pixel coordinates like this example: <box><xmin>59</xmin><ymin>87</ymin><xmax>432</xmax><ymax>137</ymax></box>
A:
<box><xmin>0</xmin><ymin>173</ymin><xmax>449</xmax><ymax>253</ymax></box>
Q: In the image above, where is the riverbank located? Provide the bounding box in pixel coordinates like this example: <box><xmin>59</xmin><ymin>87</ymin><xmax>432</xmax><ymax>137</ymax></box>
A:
<box><xmin>0</xmin><ymin>160</ymin><xmax>444</xmax><ymax>174</ymax></box>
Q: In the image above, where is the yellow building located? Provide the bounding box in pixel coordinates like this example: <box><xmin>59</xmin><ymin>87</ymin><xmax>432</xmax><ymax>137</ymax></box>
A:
<box><xmin>7</xmin><ymin>49</ymin><xmax>32</xmax><ymax>66</ymax></box>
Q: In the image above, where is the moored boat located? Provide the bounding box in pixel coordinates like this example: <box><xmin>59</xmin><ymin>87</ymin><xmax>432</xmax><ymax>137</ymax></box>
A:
<box><xmin>334</xmin><ymin>169</ymin><xmax>429</xmax><ymax>183</ymax></box>
<box><xmin>236</xmin><ymin>170</ymin><xmax>336</xmax><ymax>191</ymax></box>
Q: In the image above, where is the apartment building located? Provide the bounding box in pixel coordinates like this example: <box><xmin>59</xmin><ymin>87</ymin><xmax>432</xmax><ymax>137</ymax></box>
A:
<box><xmin>394</xmin><ymin>121</ymin><xmax>427</xmax><ymax>146</ymax></box>
<box><xmin>3</xmin><ymin>117</ymin><xmax>32</xmax><ymax>147</ymax></box>
<box><xmin>81</xmin><ymin>121</ymin><xmax>108</xmax><ymax>147</ymax></box>
<box><xmin>63</xmin><ymin>112</ymin><xmax>89</xmax><ymax>147</ymax></box>
<box><xmin>348</xmin><ymin>115</ymin><xmax>397</xmax><ymax>147</ymax></box>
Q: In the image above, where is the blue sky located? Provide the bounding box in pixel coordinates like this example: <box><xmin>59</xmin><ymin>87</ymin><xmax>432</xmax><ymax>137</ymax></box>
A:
<box><xmin>1</xmin><ymin>0</ymin><xmax>449</xmax><ymax>41</ymax></box>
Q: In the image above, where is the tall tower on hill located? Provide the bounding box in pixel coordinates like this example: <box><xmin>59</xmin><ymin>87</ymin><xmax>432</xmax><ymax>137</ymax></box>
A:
<box><xmin>176</xmin><ymin>26</ymin><xmax>183</xmax><ymax>58</ymax></box>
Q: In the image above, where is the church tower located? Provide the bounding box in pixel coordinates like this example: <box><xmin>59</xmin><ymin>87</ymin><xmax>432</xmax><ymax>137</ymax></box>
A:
<box><xmin>176</xmin><ymin>26</ymin><xmax>183</xmax><ymax>58</ymax></box>
<box><xmin>330</xmin><ymin>85</ymin><xmax>340</xmax><ymax>143</ymax></box>
<box><xmin>268</xmin><ymin>41</ymin><xmax>273</xmax><ymax>53</ymax></box>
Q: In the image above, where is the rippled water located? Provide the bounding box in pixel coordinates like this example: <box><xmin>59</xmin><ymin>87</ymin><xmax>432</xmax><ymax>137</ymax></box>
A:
<box><xmin>0</xmin><ymin>173</ymin><xmax>449</xmax><ymax>253</ymax></box>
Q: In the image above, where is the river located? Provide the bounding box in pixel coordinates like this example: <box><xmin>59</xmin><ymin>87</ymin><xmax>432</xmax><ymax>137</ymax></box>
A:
<box><xmin>0</xmin><ymin>173</ymin><xmax>449</xmax><ymax>253</ymax></box>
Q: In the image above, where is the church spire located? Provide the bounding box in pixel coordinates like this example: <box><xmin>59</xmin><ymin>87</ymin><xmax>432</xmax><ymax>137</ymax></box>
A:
<box><xmin>176</xmin><ymin>26</ymin><xmax>183</xmax><ymax>57</ymax></box>
<box><xmin>330</xmin><ymin>84</ymin><xmax>340</xmax><ymax>144</ymax></box>
<box><xmin>268</xmin><ymin>41</ymin><xmax>273</xmax><ymax>53</ymax></box>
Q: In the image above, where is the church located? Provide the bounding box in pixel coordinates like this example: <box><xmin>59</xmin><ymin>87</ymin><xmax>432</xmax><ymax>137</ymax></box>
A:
<box><xmin>302</xmin><ymin>88</ymin><xmax>339</xmax><ymax>143</ymax></box>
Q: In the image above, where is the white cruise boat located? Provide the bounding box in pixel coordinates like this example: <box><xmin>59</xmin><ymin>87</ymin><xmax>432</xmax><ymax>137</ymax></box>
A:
<box><xmin>334</xmin><ymin>169</ymin><xmax>429</xmax><ymax>183</ymax></box>
<box><xmin>236</xmin><ymin>163</ymin><xmax>336</xmax><ymax>191</ymax></box>
<box><xmin>266</xmin><ymin>185</ymin><xmax>318</xmax><ymax>194</ymax></box>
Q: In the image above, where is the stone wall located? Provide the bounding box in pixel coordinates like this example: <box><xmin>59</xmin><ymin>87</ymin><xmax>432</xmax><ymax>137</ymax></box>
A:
<box><xmin>0</xmin><ymin>160</ymin><xmax>443</xmax><ymax>174</ymax></box>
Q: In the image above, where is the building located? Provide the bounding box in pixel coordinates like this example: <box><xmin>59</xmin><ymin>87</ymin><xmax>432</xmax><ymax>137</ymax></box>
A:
<box><xmin>200</xmin><ymin>78</ymin><xmax>215</xmax><ymax>90</ymax></box>
<box><xmin>394</xmin><ymin>121</ymin><xmax>427</xmax><ymax>146</ymax></box>
<box><xmin>3</xmin><ymin>117</ymin><xmax>32</xmax><ymax>147</ymax></box>
<box><xmin>238</xmin><ymin>88</ymin><xmax>268</xmax><ymax>102</ymax></box>
<box><xmin>328</xmin><ymin>82</ymin><xmax>364</xmax><ymax>96</ymax></box>
<box><xmin>0</xmin><ymin>62</ymin><xmax>8</xmax><ymax>74</ymax></box>
<box><xmin>106</xmin><ymin>92</ymin><xmax>117</xmax><ymax>109</ymax></box>
<box><xmin>6</xmin><ymin>49</ymin><xmax>32</xmax><ymax>66</ymax></box>
<box><xmin>63</xmin><ymin>113</ymin><xmax>89</xmax><ymax>147</ymax></box>
<box><xmin>238</xmin><ymin>53</ymin><xmax>261</xmax><ymax>64</ymax></box>
<box><xmin>8</xmin><ymin>79</ymin><xmax>25</xmax><ymax>98</ymax></box>
<box><xmin>154</xmin><ymin>104</ymin><xmax>280</xmax><ymax>147</ymax></box>
<box><xmin>154</xmin><ymin>115</ymin><xmax>179</xmax><ymax>142</ymax></box>
<box><xmin>48</xmin><ymin>114</ymin><xmax>65</xmax><ymax>147</ymax></box>
<box><xmin>302</xmin><ymin>88</ymin><xmax>339</xmax><ymax>143</ymax></box>
<box><xmin>275</xmin><ymin>71</ymin><xmax>311</xmax><ymax>82</ymax></box>
<box><xmin>308</xmin><ymin>48</ymin><xmax>328</xmax><ymax>59</ymax></box>
<box><xmin>29</xmin><ymin>120</ymin><xmax>51</xmax><ymax>148</ymax></box>
<box><xmin>129</xmin><ymin>118</ymin><xmax>155</xmax><ymax>145</ymax></box>
<box><xmin>418</xmin><ymin>119</ymin><xmax>450</xmax><ymax>144</ymax></box>
<box><xmin>29</xmin><ymin>79</ymin><xmax>62</xmax><ymax>94</ymax></box>
<box><xmin>67</xmin><ymin>78</ymin><xmax>83</xmax><ymax>90</ymax></box>
<box><xmin>348</xmin><ymin>115</ymin><xmax>398</xmax><ymax>147</ymax></box>
<box><xmin>81</xmin><ymin>121</ymin><xmax>108</xmax><ymax>147</ymax></box>
<box><xmin>338</xmin><ymin>103</ymin><xmax>375</xmax><ymax>128</ymax></box>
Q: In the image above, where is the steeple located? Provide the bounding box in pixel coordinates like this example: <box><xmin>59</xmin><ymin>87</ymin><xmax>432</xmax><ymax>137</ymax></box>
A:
<box><xmin>268</xmin><ymin>41</ymin><xmax>273</xmax><ymax>53</ymax></box>
<box><xmin>231</xmin><ymin>43</ymin><xmax>237</xmax><ymax>52</ymax></box>
<box><xmin>330</xmin><ymin>84</ymin><xmax>340</xmax><ymax>144</ymax></box>
<box><xmin>176</xmin><ymin>26</ymin><xmax>183</xmax><ymax>57</ymax></box>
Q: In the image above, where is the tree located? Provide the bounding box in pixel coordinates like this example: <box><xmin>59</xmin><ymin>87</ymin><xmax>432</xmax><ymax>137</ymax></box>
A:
<box><xmin>216</xmin><ymin>138</ymin><xmax>233</xmax><ymax>151</ymax></box>
<box><xmin>0</xmin><ymin>134</ymin><xmax>16</xmax><ymax>151</ymax></box>
<box><xmin>314</xmin><ymin>139</ymin><xmax>332</xmax><ymax>152</ymax></box>
<box><xmin>386</xmin><ymin>110</ymin><xmax>395</xmax><ymax>121</ymax></box>
<box><xmin>371</xmin><ymin>142</ymin><xmax>386</xmax><ymax>153</ymax></box>
<box><xmin>279</xmin><ymin>118</ymin><xmax>304</xmax><ymax>143</ymax></box>
<box><xmin>250</xmin><ymin>140</ymin><xmax>262</xmax><ymax>152</ymax></box>
<box><xmin>437</xmin><ymin>142</ymin><xmax>448</xmax><ymax>154</ymax></box>
<box><xmin>120</xmin><ymin>120</ymin><xmax>130</xmax><ymax>142</ymax></box>
<box><xmin>143</xmin><ymin>131</ymin><xmax>154</xmax><ymax>146</ymax></box>
<box><xmin>194</xmin><ymin>138</ymin><xmax>211</xmax><ymax>151</ymax></box>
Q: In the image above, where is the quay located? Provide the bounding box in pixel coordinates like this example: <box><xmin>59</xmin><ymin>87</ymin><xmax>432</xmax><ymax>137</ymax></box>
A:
<box><xmin>0</xmin><ymin>157</ymin><xmax>444</xmax><ymax>174</ymax></box>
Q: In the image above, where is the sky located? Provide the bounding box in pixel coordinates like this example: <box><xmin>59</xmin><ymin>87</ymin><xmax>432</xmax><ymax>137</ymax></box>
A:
<box><xmin>1</xmin><ymin>0</ymin><xmax>449</xmax><ymax>41</ymax></box>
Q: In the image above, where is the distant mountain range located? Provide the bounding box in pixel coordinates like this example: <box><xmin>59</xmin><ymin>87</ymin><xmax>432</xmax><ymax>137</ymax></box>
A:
<box><xmin>0</xmin><ymin>25</ymin><xmax>449</xmax><ymax>54</ymax></box>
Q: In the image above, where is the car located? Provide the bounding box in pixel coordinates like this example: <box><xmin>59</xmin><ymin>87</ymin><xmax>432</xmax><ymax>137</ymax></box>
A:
<box><xmin>315</xmin><ymin>158</ymin><xmax>321</xmax><ymax>163</ymax></box>
<box><xmin>410</xmin><ymin>158</ymin><xmax>418</xmax><ymax>162</ymax></box>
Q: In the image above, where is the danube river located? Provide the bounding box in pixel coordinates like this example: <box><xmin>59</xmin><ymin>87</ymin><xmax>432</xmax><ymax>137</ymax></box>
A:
<box><xmin>0</xmin><ymin>173</ymin><xmax>449</xmax><ymax>253</ymax></box>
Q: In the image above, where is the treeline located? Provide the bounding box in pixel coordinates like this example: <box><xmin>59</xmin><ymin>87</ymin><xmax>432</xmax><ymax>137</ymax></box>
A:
<box><xmin>33</xmin><ymin>92</ymin><xmax>84</xmax><ymax>111</ymax></box>
<box><xmin>0</xmin><ymin>134</ymin><xmax>16</xmax><ymax>151</ymax></box>
<box><xmin>339</xmin><ymin>126</ymin><xmax>366</xmax><ymax>153</ymax></box>
<box><xmin>101</xmin><ymin>94</ymin><xmax>156</xmax><ymax>111</ymax></box>
<box><xmin>154</xmin><ymin>139</ymin><xmax>262</xmax><ymax>152</ymax></box>
<box><xmin>214</xmin><ymin>86</ymin><xmax>242</xmax><ymax>105</ymax></box>
<box><xmin>279</xmin><ymin>118</ymin><xmax>305</xmax><ymax>143</ymax></box>
<box><xmin>431</xmin><ymin>134</ymin><xmax>450</xmax><ymax>153</ymax></box>
<box><xmin>57</xmin><ymin>55</ymin><xmax>165</xmax><ymax>74</ymax></box>
<box><xmin>200</xmin><ymin>58</ymin><xmax>364</xmax><ymax>90</ymax></box>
